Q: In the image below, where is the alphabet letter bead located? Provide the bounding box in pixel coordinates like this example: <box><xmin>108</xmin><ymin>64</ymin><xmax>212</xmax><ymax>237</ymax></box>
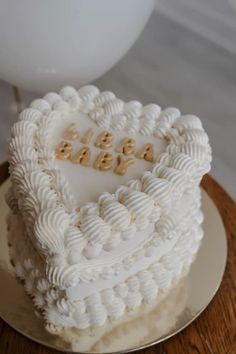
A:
<box><xmin>94</xmin><ymin>151</ymin><xmax>113</xmax><ymax>171</ymax></box>
<box><xmin>95</xmin><ymin>131</ymin><xmax>113</xmax><ymax>149</ymax></box>
<box><xmin>81</xmin><ymin>128</ymin><xmax>94</xmax><ymax>144</ymax></box>
<box><xmin>63</xmin><ymin>123</ymin><xmax>79</xmax><ymax>140</ymax></box>
<box><xmin>116</xmin><ymin>137</ymin><xmax>136</xmax><ymax>155</ymax></box>
<box><xmin>114</xmin><ymin>154</ymin><xmax>135</xmax><ymax>176</ymax></box>
<box><xmin>136</xmin><ymin>143</ymin><xmax>154</xmax><ymax>162</ymax></box>
<box><xmin>55</xmin><ymin>141</ymin><xmax>72</xmax><ymax>160</ymax></box>
<box><xmin>71</xmin><ymin>147</ymin><xmax>91</xmax><ymax>166</ymax></box>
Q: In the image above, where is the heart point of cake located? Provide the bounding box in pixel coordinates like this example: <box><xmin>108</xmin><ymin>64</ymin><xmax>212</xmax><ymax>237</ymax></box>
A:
<box><xmin>6</xmin><ymin>85</ymin><xmax>211</xmax><ymax>331</ymax></box>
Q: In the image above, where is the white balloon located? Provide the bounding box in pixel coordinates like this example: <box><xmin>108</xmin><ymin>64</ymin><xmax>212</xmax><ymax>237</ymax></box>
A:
<box><xmin>0</xmin><ymin>0</ymin><xmax>154</xmax><ymax>93</ymax></box>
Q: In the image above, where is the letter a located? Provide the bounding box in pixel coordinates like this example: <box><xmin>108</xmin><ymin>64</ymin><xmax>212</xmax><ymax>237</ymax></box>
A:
<box><xmin>71</xmin><ymin>147</ymin><xmax>91</xmax><ymax>166</ymax></box>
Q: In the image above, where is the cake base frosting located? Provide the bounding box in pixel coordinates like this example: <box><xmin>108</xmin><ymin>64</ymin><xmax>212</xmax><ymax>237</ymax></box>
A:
<box><xmin>50</xmin><ymin>276</ymin><xmax>188</xmax><ymax>352</ymax></box>
<box><xmin>7</xmin><ymin>185</ymin><xmax>203</xmax><ymax>329</ymax></box>
<box><xmin>6</xmin><ymin>85</ymin><xmax>211</xmax><ymax>331</ymax></box>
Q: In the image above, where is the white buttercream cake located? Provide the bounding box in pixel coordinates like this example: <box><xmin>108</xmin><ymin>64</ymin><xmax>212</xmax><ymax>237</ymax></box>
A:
<box><xmin>6</xmin><ymin>85</ymin><xmax>211</xmax><ymax>331</ymax></box>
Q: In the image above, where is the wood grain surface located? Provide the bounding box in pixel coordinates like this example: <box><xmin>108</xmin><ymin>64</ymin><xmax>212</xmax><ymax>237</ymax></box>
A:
<box><xmin>0</xmin><ymin>162</ymin><xmax>235</xmax><ymax>354</ymax></box>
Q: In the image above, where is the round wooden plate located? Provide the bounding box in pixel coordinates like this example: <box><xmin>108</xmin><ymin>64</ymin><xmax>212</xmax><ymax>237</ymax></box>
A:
<box><xmin>0</xmin><ymin>162</ymin><xmax>235</xmax><ymax>354</ymax></box>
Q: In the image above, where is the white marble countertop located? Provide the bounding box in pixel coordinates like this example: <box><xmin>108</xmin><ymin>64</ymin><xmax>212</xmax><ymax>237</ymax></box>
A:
<box><xmin>0</xmin><ymin>13</ymin><xmax>235</xmax><ymax>197</ymax></box>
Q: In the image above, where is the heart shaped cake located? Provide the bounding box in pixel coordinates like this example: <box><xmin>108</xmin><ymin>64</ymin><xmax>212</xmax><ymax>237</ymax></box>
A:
<box><xmin>6</xmin><ymin>85</ymin><xmax>211</xmax><ymax>330</ymax></box>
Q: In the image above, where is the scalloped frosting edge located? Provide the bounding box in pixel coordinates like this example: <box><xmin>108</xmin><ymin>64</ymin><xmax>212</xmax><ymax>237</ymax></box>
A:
<box><xmin>6</xmin><ymin>85</ymin><xmax>211</xmax><ymax>285</ymax></box>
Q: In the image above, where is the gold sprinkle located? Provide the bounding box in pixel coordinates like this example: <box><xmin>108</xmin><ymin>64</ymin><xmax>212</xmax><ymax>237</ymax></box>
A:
<box><xmin>37</xmin><ymin>157</ymin><xmax>43</xmax><ymax>164</ymax></box>
<box><xmin>131</xmin><ymin>215</ymin><xmax>136</xmax><ymax>223</ymax></box>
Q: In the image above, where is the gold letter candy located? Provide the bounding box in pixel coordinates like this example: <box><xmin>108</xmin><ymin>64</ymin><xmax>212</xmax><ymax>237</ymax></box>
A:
<box><xmin>55</xmin><ymin>141</ymin><xmax>72</xmax><ymax>160</ymax></box>
<box><xmin>71</xmin><ymin>147</ymin><xmax>91</xmax><ymax>166</ymax></box>
<box><xmin>81</xmin><ymin>128</ymin><xmax>94</xmax><ymax>144</ymax></box>
<box><xmin>114</xmin><ymin>155</ymin><xmax>135</xmax><ymax>176</ymax></box>
<box><xmin>95</xmin><ymin>131</ymin><xmax>113</xmax><ymax>149</ymax></box>
<box><xmin>136</xmin><ymin>143</ymin><xmax>154</xmax><ymax>162</ymax></box>
<box><xmin>116</xmin><ymin>137</ymin><xmax>136</xmax><ymax>155</ymax></box>
<box><xmin>63</xmin><ymin>123</ymin><xmax>79</xmax><ymax>140</ymax></box>
<box><xmin>94</xmin><ymin>151</ymin><xmax>113</xmax><ymax>171</ymax></box>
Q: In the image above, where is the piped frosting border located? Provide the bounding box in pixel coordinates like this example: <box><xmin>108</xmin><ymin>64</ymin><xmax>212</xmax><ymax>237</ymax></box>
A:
<box><xmin>7</xmin><ymin>85</ymin><xmax>211</xmax><ymax>288</ymax></box>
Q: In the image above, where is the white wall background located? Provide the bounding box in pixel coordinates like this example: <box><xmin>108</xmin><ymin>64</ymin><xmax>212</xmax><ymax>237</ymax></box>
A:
<box><xmin>155</xmin><ymin>0</ymin><xmax>236</xmax><ymax>55</ymax></box>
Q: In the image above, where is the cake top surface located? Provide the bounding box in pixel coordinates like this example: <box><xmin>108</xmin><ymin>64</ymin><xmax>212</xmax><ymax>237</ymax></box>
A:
<box><xmin>52</xmin><ymin>107</ymin><xmax>166</xmax><ymax>206</ymax></box>
<box><xmin>7</xmin><ymin>85</ymin><xmax>211</xmax><ymax>289</ymax></box>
